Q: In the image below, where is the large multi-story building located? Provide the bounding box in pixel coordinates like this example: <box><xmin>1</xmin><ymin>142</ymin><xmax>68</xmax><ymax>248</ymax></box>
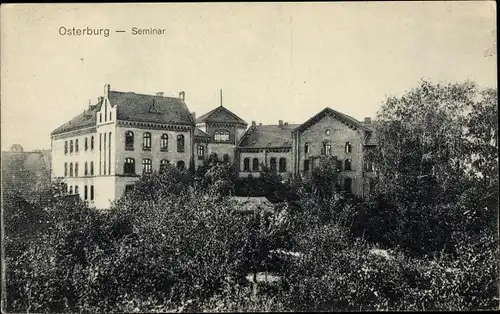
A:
<box><xmin>51</xmin><ymin>84</ymin><xmax>377</xmax><ymax>209</ymax></box>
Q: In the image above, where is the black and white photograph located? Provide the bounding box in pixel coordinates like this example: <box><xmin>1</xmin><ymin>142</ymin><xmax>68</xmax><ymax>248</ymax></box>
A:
<box><xmin>1</xmin><ymin>2</ymin><xmax>498</xmax><ymax>312</ymax></box>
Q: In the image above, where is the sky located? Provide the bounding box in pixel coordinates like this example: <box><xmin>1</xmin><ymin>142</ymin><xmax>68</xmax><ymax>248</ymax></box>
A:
<box><xmin>1</xmin><ymin>2</ymin><xmax>497</xmax><ymax>151</ymax></box>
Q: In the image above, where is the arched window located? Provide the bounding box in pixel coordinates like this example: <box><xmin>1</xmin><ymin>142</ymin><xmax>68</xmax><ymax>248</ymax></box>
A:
<box><xmin>336</xmin><ymin>158</ymin><xmax>342</xmax><ymax>172</ymax></box>
<box><xmin>270</xmin><ymin>158</ymin><xmax>277</xmax><ymax>173</ymax></box>
<box><xmin>322</xmin><ymin>142</ymin><xmax>331</xmax><ymax>155</ymax></box>
<box><xmin>243</xmin><ymin>158</ymin><xmax>250</xmax><ymax>171</ymax></box>
<box><xmin>90</xmin><ymin>162</ymin><xmax>94</xmax><ymax>175</ymax></box>
<box><xmin>75</xmin><ymin>139</ymin><xmax>79</xmax><ymax>152</ymax></box>
<box><xmin>85</xmin><ymin>137</ymin><xmax>88</xmax><ymax>151</ymax></box>
<box><xmin>142</xmin><ymin>158</ymin><xmax>152</xmax><ymax>174</ymax></box>
<box><xmin>161</xmin><ymin>134</ymin><xmax>169</xmax><ymax>151</ymax></box>
<box><xmin>345</xmin><ymin>142</ymin><xmax>352</xmax><ymax>153</ymax></box>
<box><xmin>279</xmin><ymin>158</ymin><xmax>287</xmax><ymax>172</ymax></box>
<box><xmin>124</xmin><ymin>158</ymin><xmax>135</xmax><ymax>175</ymax></box>
<box><xmin>252</xmin><ymin>158</ymin><xmax>259</xmax><ymax>171</ymax></box>
<box><xmin>90</xmin><ymin>185</ymin><xmax>94</xmax><ymax>200</ymax></box>
<box><xmin>304</xmin><ymin>143</ymin><xmax>310</xmax><ymax>154</ymax></box>
<box><xmin>70</xmin><ymin>140</ymin><xmax>74</xmax><ymax>153</ymax></box>
<box><xmin>91</xmin><ymin>136</ymin><xmax>94</xmax><ymax>150</ymax></box>
<box><xmin>177</xmin><ymin>135</ymin><xmax>185</xmax><ymax>152</ymax></box>
<box><xmin>177</xmin><ymin>160</ymin><xmax>185</xmax><ymax>170</ymax></box>
<box><xmin>143</xmin><ymin>132</ymin><xmax>151</xmax><ymax>150</ymax></box>
<box><xmin>197</xmin><ymin>144</ymin><xmax>205</xmax><ymax>159</ymax></box>
<box><xmin>64</xmin><ymin>141</ymin><xmax>68</xmax><ymax>154</ymax></box>
<box><xmin>64</xmin><ymin>162</ymin><xmax>68</xmax><ymax>177</ymax></box>
<box><xmin>160</xmin><ymin>159</ymin><xmax>169</xmax><ymax>173</ymax></box>
<box><xmin>214</xmin><ymin>130</ymin><xmax>230</xmax><ymax>142</ymax></box>
<box><xmin>69</xmin><ymin>186</ymin><xmax>73</xmax><ymax>194</ymax></box>
<box><xmin>84</xmin><ymin>162</ymin><xmax>88</xmax><ymax>175</ymax></box>
<box><xmin>75</xmin><ymin>162</ymin><xmax>79</xmax><ymax>177</ymax></box>
<box><xmin>125</xmin><ymin>131</ymin><xmax>134</xmax><ymax>150</ymax></box>
<box><xmin>344</xmin><ymin>177</ymin><xmax>352</xmax><ymax>193</ymax></box>
<box><xmin>75</xmin><ymin>185</ymin><xmax>79</xmax><ymax>195</ymax></box>
<box><xmin>344</xmin><ymin>159</ymin><xmax>352</xmax><ymax>171</ymax></box>
<box><xmin>69</xmin><ymin>163</ymin><xmax>74</xmax><ymax>177</ymax></box>
<box><xmin>304</xmin><ymin>160</ymin><xmax>310</xmax><ymax>172</ymax></box>
<box><xmin>84</xmin><ymin>185</ymin><xmax>88</xmax><ymax>200</ymax></box>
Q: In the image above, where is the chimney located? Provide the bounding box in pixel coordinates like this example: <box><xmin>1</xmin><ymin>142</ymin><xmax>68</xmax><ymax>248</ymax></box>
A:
<box><xmin>104</xmin><ymin>84</ymin><xmax>110</xmax><ymax>97</ymax></box>
<box><xmin>284</xmin><ymin>122</ymin><xmax>289</xmax><ymax>126</ymax></box>
<box><xmin>179</xmin><ymin>91</ymin><xmax>185</xmax><ymax>101</ymax></box>
<box><xmin>279</xmin><ymin>120</ymin><xmax>283</xmax><ymax>127</ymax></box>
<box><xmin>259</xmin><ymin>123</ymin><xmax>262</xmax><ymax>126</ymax></box>
<box><xmin>191</xmin><ymin>111</ymin><xmax>196</xmax><ymax>121</ymax></box>
<box><xmin>156</xmin><ymin>92</ymin><xmax>164</xmax><ymax>96</ymax></box>
<box><xmin>251</xmin><ymin>121</ymin><xmax>256</xmax><ymax>127</ymax></box>
<box><xmin>98</xmin><ymin>96</ymin><xmax>104</xmax><ymax>103</ymax></box>
<box><xmin>364</xmin><ymin>117</ymin><xmax>372</xmax><ymax>125</ymax></box>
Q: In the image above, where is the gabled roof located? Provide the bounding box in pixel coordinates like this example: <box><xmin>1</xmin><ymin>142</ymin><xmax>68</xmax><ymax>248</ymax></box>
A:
<box><xmin>294</xmin><ymin>107</ymin><xmax>371</xmax><ymax>133</ymax></box>
<box><xmin>111</xmin><ymin>91</ymin><xmax>194</xmax><ymax>126</ymax></box>
<box><xmin>238</xmin><ymin>124</ymin><xmax>300</xmax><ymax>148</ymax></box>
<box><xmin>196</xmin><ymin>105</ymin><xmax>247</xmax><ymax>125</ymax></box>
<box><xmin>51</xmin><ymin>100</ymin><xmax>102</xmax><ymax>135</ymax></box>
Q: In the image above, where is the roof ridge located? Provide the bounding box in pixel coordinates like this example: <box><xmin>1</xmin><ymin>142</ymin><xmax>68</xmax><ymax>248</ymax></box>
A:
<box><xmin>110</xmin><ymin>90</ymin><xmax>181</xmax><ymax>100</ymax></box>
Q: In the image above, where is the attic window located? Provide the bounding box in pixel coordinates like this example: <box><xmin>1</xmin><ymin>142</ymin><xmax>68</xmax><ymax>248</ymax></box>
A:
<box><xmin>251</xmin><ymin>139</ymin><xmax>257</xmax><ymax>145</ymax></box>
<box><xmin>325</xmin><ymin>129</ymin><xmax>331</xmax><ymax>135</ymax></box>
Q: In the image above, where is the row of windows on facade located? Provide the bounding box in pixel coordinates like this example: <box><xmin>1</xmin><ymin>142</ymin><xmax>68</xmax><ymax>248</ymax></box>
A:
<box><xmin>68</xmin><ymin>184</ymin><xmax>95</xmax><ymax>201</ymax></box>
<box><xmin>242</xmin><ymin>157</ymin><xmax>287</xmax><ymax>172</ymax></box>
<box><xmin>124</xmin><ymin>158</ymin><xmax>186</xmax><ymax>175</ymax></box>
<box><xmin>304</xmin><ymin>141</ymin><xmax>353</xmax><ymax>155</ymax></box>
<box><xmin>125</xmin><ymin>131</ymin><xmax>186</xmax><ymax>152</ymax></box>
<box><xmin>302</xmin><ymin>158</ymin><xmax>374</xmax><ymax>172</ymax></box>
<box><xmin>64</xmin><ymin>136</ymin><xmax>94</xmax><ymax>154</ymax></box>
<box><xmin>64</xmin><ymin>161</ymin><xmax>94</xmax><ymax>177</ymax></box>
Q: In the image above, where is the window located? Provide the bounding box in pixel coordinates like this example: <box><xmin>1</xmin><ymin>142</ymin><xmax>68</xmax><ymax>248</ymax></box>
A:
<box><xmin>84</xmin><ymin>162</ymin><xmax>88</xmax><ymax>175</ymax></box>
<box><xmin>91</xmin><ymin>136</ymin><xmax>94</xmax><ymax>150</ymax></box>
<box><xmin>99</xmin><ymin>113</ymin><xmax>102</xmax><ymax>123</ymax></box>
<box><xmin>108</xmin><ymin>132</ymin><xmax>111</xmax><ymax>175</ymax></box>
<box><xmin>70</xmin><ymin>140</ymin><xmax>74</xmax><ymax>153</ymax></box>
<box><xmin>304</xmin><ymin>143</ymin><xmax>309</xmax><ymax>154</ymax></box>
<box><xmin>90</xmin><ymin>162</ymin><xmax>94</xmax><ymax>175</ymax></box>
<box><xmin>279</xmin><ymin>158</ymin><xmax>287</xmax><ymax>172</ymax></box>
<box><xmin>304</xmin><ymin>159</ymin><xmax>310</xmax><ymax>172</ymax></box>
<box><xmin>142</xmin><ymin>158</ymin><xmax>152</xmax><ymax>174</ymax></box>
<box><xmin>64</xmin><ymin>163</ymin><xmax>68</xmax><ymax>177</ymax></box>
<box><xmin>124</xmin><ymin>185</ymin><xmax>135</xmax><ymax>195</ymax></box>
<box><xmin>223</xmin><ymin>154</ymin><xmax>230</xmax><ymax>163</ymax></box>
<box><xmin>270</xmin><ymin>158</ymin><xmax>277</xmax><ymax>173</ymax></box>
<box><xmin>365</xmin><ymin>161</ymin><xmax>374</xmax><ymax>172</ymax></box>
<box><xmin>85</xmin><ymin>138</ymin><xmax>88</xmax><ymax>151</ymax></box>
<box><xmin>161</xmin><ymin>134</ymin><xmax>168</xmax><ymax>151</ymax></box>
<box><xmin>75</xmin><ymin>163</ymin><xmax>79</xmax><ymax>177</ymax></box>
<box><xmin>197</xmin><ymin>145</ymin><xmax>205</xmax><ymax>160</ymax></box>
<box><xmin>64</xmin><ymin>141</ymin><xmax>68</xmax><ymax>154</ymax></box>
<box><xmin>90</xmin><ymin>185</ymin><xmax>94</xmax><ymax>201</ymax></box>
<box><xmin>336</xmin><ymin>158</ymin><xmax>342</xmax><ymax>172</ymax></box>
<box><xmin>177</xmin><ymin>135</ymin><xmax>185</xmax><ymax>152</ymax></box>
<box><xmin>214</xmin><ymin>130</ymin><xmax>230</xmax><ymax>142</ymax></box>
<box><xmin>84</xmin><ymin>185</ymin><xmax>88</xmax><ymax>200</ymax></box>
<box><xmin>75</xmin><ymin>185</ymin><xmax>79</xmax><ymax>195</ymax></box>
<box><xmin>70</xmin><ymin>163</ymin><xmax>74</xmax><ymax>177</ymax></box>
<box><xmin>124</xmin><ymin>158</ymin><xmax>135</xmax><ymax>175</ymax></box>
<box><xmin>69</xmin><ymin>186</ymin><xmax>73</xmax><ymax>194</ymax></box>
<box><xmin>243</xmin><ymin>158</ymin><xmax>250</xmax><ymax>171</ymax></box>
<box><xmin>322</xmin><ymin>142</ymin><xmax>331</xmax><ymax>155</ymax></box>
<box><xmin>109</xmin><ymin>111</ymin><xmax>112</xmax><ymax>121</ymax></box>
<box><xmin>252</xmin><ymin>158</ymin><xmax>259</xmax><ymax>171</ymax></box>
<box><xmin>177</xmin><ymin>160</ymin><xmax>185</xmax><ymax>170</ymax></box>
<box><xmin>344</xmin><ymin>177</ymin><xmax>352</xmax><ymax>194</ymax></box>
<box><xmin>160</xmin><ymin>159</ymin><xmax>170</xmax><ymax>173</ymax></box>
<box><xmin>345</xmin><ymin>142</ymin><xmax>352</xmax><ymax>153</ymax></box>
<box><xmin>325</xmin><ymin>129</ymin><xmax>331</xmax><ymax>135</ymax></box>
<box><xmin>125</xmin><ymin>131</ymin><xmax>134</xmax><ymax>150</ymax></box>
<box><xmin>344</xmin><ymin>159</ymin><xmax>352</xmax><ymax>171</ymax></box>
<box><xmin>75</xmin><ymin>139</ymin><xmax>79</xmax><ymax>153</ymax></box>
<box><xmin>143</xmin><ymin>132</ymin><xmax>151</xmax><ymax>151</ymax></box>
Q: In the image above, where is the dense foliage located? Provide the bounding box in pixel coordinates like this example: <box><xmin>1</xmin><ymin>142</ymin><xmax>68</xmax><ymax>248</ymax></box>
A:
<box><xmin>3</xmin><ymin>80</ymin><xmax>498</xmax><ymax>312</ymax></box>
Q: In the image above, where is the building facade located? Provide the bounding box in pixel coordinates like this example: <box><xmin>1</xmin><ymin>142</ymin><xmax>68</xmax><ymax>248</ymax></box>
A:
<box><xmin>51</xmin><ymin>85</ymin><xmax>377</xmax><ymax>209</ymax></box>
